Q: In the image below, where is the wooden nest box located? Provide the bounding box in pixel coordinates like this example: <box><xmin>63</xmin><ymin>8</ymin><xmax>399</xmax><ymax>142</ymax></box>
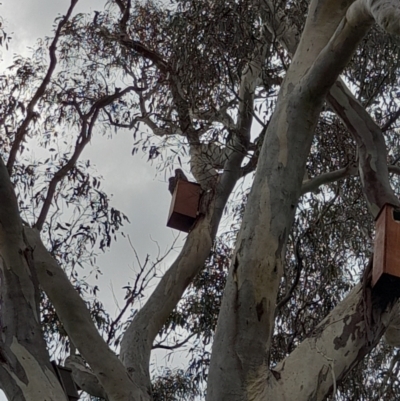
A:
<box><xmin>372</xmin><ymin>204</ymin><xmax>400</xmax><ymax>296</ymax></box>
<box><xmin>167</xmin><ymin>179</ymin><xmax>201</xmax><ymax>233</ymax></box>
<box><xmin>51</xmin><ymin>361</ymin><xmax>80</xmax><ymax>401</ymax></box>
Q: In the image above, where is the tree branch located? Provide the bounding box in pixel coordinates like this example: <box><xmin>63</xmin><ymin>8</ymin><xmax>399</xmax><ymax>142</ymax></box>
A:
<box><xmin>300</xmin><ymin>163</ymin><xmax>358</xmax><ymax>195</ymax></box>
<box><xmin>382</xmin><ymin>107</ymin><xmax>400</xmax><ymax>132</ymax></box>
<box><xmin>65</xmin><ymin>355</ymin><xmax>107</xmax><ymax>400</ymax></box>
<box><xmin>0</xmin><ymin>156</ymin><xmax>40</xmax><ymax>320</ymax></box>
<box><xmin>153</xmin><ymin>333</ymin><xmax>196</xmax><ymax>351</ymax></box>
<box><xmin>190</xmin><ymin>102</ymin><xmax>237</xmax><ymax>131</ymax></box>
<box><xmin>207</xmin><ymin>1</ymin><xmax>381</xmax><ymax>399</ymax></box>
<box><xmin>23</xmin><ymin>227</ymin><xmax>144</xmax><ymax>401</ymax></box>
<box><xmin>35</xmin><ymin>87</ymin><xmax>136</xmax><ymax>231</ymax></box>
<box><xmin>303</xmin><ymin>5</ymin><xmax>373</xmax><ymax>101</ymax></box>
<box><xmin>275</xmin><ymin>237</ymin><xmax>303</xmax><ymax>311</ymax></box>
<box><xmin>6</xmin><ymin>0</ymin><xmax>79</xmax><ymax>175</ymax></box>
<box><xmin>118</xmin><ymin>35</ymin><xmax>170</xmax><ymax>73</ymax></box>
<box><xmin>270</xmin><ymin>281</ymin><xmax>391</xmax><ymax>401</ymax></box>
<box><xmin>119</xmin><ymin>204</ymin><xmax>217</xmax><ymax>387</ymax></box>
<box><xmin>389</xmin><ymin>164</ymin><xmax>400</xmax><ymax>175</ymax></box>
<box><xmin>362</xmin><ymin>0</ymin><xmax>400</xmax><ymax>35</ymax></box>
<box><xmin>263</xmin><ymin>0</ymin><xmax>400</xmax><ymax>216</ymax></box>
<box><xmin>114</xmin><ymin>0</ymin><xmax>131</xmax><ymax>33</ymax></box>
<box><xmin>0</xmin><ymin>156</ymin><xmax>67</xmax><ymax>400</ymax></box>
<box><xmin>106</xmin><ymin>236</ymin><xmax>175</xmax><ymax>345</ymax></box>
<box><xmin>118</xmin><ymin>40</ymin><xmax>264</xmax><ymax>389</ymax></box>
<box><xmin>327</xmin><ymin>80</ymin><xmax>400</xmax><ymax>215</ymax></box>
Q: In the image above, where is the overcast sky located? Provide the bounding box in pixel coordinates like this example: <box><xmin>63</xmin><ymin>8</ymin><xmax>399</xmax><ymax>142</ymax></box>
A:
<box><xmin>0</xmin><ymin>1</ymin><xmax>186</xmax><ymax>399</ymax></box>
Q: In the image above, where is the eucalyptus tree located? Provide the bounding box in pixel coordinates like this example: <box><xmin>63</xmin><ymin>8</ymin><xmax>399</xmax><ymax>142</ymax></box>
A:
<box><xmin>1</xmin><ymin>0</ymin><xmax>400</xmax><ymax>400</ymax></box>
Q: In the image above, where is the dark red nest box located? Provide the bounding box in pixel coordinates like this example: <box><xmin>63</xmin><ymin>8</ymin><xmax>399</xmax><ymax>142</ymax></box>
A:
<box><xmin>167</xmin><ymin>179</ymin><xmax>201</xmax><ymax>233</ymax></box>
<box><xmin>372</xmin><ymin>204</ymin><xmax>400</xmax><ymax>295</ymax></box>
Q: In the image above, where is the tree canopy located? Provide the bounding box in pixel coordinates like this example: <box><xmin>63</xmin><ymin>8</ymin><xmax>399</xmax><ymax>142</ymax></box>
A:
<box><xmin>1</xmin><ymin>0</ymin><xmax>400</xmax><ymax>400</ymax></box>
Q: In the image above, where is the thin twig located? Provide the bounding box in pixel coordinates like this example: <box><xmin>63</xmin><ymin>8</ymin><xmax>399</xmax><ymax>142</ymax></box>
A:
<box><xmin>276</xmin><ymin>237</ymin><xmax>303</xmax><ymax>311</ymax></box>
<box><xmin>382</xmin><ymin>107</ymin><xmax>400</xmax><ymax>132</ymax></box>
<box><xmin>153</xmin><ymin>333</ymin><xmax>196</xmax><ymax>350</ymax></box>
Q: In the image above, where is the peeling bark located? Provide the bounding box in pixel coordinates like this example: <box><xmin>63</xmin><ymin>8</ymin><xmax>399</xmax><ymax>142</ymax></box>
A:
<box><xmin>268</xmin><ymin>283</ymin><xmax>390</xmax><ymax>401</ymax></box>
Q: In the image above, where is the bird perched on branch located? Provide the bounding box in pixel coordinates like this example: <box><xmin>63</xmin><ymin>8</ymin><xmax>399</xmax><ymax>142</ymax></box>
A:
<box><xmin>168</xmin><ymin>168</ymin><xmax>188</xmax><ymax>195</ymax></box>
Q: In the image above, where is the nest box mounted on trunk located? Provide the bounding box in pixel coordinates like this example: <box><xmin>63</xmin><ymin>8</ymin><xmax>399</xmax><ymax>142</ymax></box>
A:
<box><xmin>51</xmin><ymin>361</ymin><xmax>80</xmax><ymax>401</ymax></box>
<box><xmin>167</xmin><ymin>179</ymin><xmax>201</xmax><ymax>233</ymax></box>
<box><xmin>372</xmin><ymin>204</ymin><xmax>400</xmax><ymax>296</ymax></box>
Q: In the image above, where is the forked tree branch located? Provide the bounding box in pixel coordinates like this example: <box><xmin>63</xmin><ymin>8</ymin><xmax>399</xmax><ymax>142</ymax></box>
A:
<box><xmin>253</xmin><ymin>2</ymin><xmax>400</xmax><ymax>400</ymax></box>
<box><xmin>207</xmin><ymin>0</ymin><xmax>400</xmax><ymax>399</ymax></box>
<box><xmin>114</xmin><ymin>0</ymin><xmax>131</xmax><ymax>32</ymax></box>
<box><xmin>264</xmin><ymin>0</ymin><xmax>400</xmax><ymax>214</ymax></box>
<box><xmin>360</xmin><ymin>0</ymin><xmax>400</xmax><ymax>35</ymax></box>
<box><xmin>302</xmin><ymin>7</ymin><xmax>373</xmax><ymax>102</ymax></box>
<box><xmin>35</xmin><ymin>87</ymin><xmax>136</xmax><ymax>231</ymax></box>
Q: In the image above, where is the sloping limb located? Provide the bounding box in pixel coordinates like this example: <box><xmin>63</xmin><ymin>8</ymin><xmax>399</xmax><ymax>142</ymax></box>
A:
<box><xmin>301</xmin><ymin>163</ymin><xmax>358</xmax><ymax>195</ymax></box>
<box><xmin>327</xmin><ymin>80</ymin><xmax>400</xmax><ymax>215</ymax></box>
<box><xmin>299</xmin><ymin>163</ymin><xmax>400</xmax><ymax>196</ymax></box>
<box><xmin>23</xmin><ymin>227</ymin><xmax>144</xmax><ymax>401</ymax></box>
<box><xmin>382</xmin><ymin>107</ymin><xmax>400</xmax><ymax>131</ymax></box>
<box><xmin>389</xmin><ymin>165</ymin><xmax>400</xmax><ymax>176</ymax></box>
<box><xmin>270</xmin><ymin>279</ymin><xmax>390</xmax><ymax>401</ymax></box>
